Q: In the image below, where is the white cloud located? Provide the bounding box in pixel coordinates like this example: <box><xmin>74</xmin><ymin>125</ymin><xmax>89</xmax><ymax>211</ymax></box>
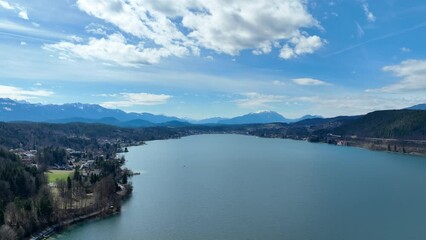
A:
<box><xmin>401</xmin><ymin>47</ymin><xmax>411</xmax><ymax>53</ymax></box>
<box><xmin>234</xmin><ymin>92</ymin><xmax>285</xmax><ymax>108</ymax></box>
<box><xmin>295</xmin><ymin>94</ymin><xmax>424</xmax><ymax>117</ymax></box>
<box><xmin>279</xmin><ymin>35</ymin><xmax>324</xmax><ymax>59</ymax></box>
<box><xmin>0</xmin><ymin>85</ymin><xmax>53</xmax><ymax>100</ymax></box>
<box><xmin>292</xmin><ymin>78</ymin><xmax>329</xmax><ymax>86</ymax></box>
<box><xmin>252</xmin><ymin>42</ymin><xmax>273</xmax><ymax>55</ymax></box>
<box><xmin>92</xmin><ymin>93</ymin><xmax>118</xmax><ymax>97</ymax></box>
<box><xmin>101</xmin><ymin>92</ymin><xmax>172</xmax><ymax>108</ymax></box>
<box><xmin>85</xmin><ymin>23</ymin><xmax>109</xmax><ymax>36</ymax></box>
<box><xmin>43</xmin><ymin>33</ymin><xmax>175</xmax><ymax>66</ymax></box>
<box><xmin>0</xmin><ymin>1</ymin><xmax>29</xmax><ymax>20</ymax></box>
<box><xmin>46</xmin><ymin>0</ymin><xmax>324</xmax><ymax>66</ymax></box>
<box><xmin>20</xmin><ymin>41</ymin><xmax>27</xmax><ymax>45</ymax></box>
<box><xmin>204</xmin><ymin>55</ymin><xmax>214</xmax><ymax>61</ymax></box>
<box><xmin>0</xmin><ymin>20</ymin><xmax>67</xmax><ymax>40</ymax></box>
<box><xmin>0</xmin><ymin>0</ymin><xmax>13</xmax><ymax>10</ymax></box>
<box><xmin>273</xmin><ymin>80</ymin><xmax>287</xmax><ymax>86</ymax></box>
<box><xmin>18</xmin><ymin>9</ymin><xmax>29</xmax><ymax>20</ymax></box>
<box><xmin>362</xmin><ymin>3</ymin><xmax>376</xmax><ymax>23</ymax></box>
<box><xmin>370</xmin><ymin>59</ymin><xmax>426</xmax><ymax>92</ymax></box>
<box><xmin>68</xmin><ymin>35</ymin><xmax>84</xmax><ymax>43</ymax></box>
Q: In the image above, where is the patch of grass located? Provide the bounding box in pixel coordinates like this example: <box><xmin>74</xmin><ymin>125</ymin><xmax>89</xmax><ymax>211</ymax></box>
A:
<box><xmin>46</xmin><ymin>170</ymin><xmax>73</xmax><ymax>183</ymax></box>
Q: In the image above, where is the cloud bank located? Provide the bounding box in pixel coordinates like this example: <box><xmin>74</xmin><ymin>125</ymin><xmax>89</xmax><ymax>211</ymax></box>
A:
<box><xmin>375</xmin><ymin>59</ymin><xmax>426</xmax><ymax>92</ymax></box>
<box><xmin>45</xmin><ymin>0</ymin><xmax>325</xmax><ymax>66</ymax></box>
<box><xmin>0</xmin><ymin>0</ymin><xmax>29</xmax><ymax>20</ymax></box>
<box><xmin>0</xmin><ymin>85</ymin><xmax>53</xmax><ymax>100</ymax></box>
<box><xmin>235</xmin><ymin>92</ymin><xmax>286</xmax><ymax>108</ymax></box>
<box><xmin>362</xmin><ymin>3</ymin><xmax>376</xmax><ymax>23</ymax></box>
<box><xmin>101</xmin><ymin>92</ymin><xmax>172</xmax><ymax>108</ymax></box>
<box><xmin>292</xmin><ymin>78</ymin><xmax>329</xmax><ymax>86</ymax></box>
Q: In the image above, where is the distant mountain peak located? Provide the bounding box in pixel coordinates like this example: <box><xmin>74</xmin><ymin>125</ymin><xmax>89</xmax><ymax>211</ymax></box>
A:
<box><xmin>0</xmin><ymin>98</ymin><xmax>185</xmax><ymax>125</ymax></box>
<box><xmin>253</xmin><ymin>110</ymin><xmax>276</xmax><ymax>114</ymax></box>
<box><xmin>0</xmin><ymin>98</ymin><xmax>25</xmax><ymax>104</ymax></box>
<box><xmin>407</xmin><ymin>104</ymin><xmax>426</xmax><ymax>110</ymax></box>
<box><xmin>0</xmin><ymin>98</ymin><xmax>324</xmax><ymax>126</ymax></box>
<box><xmin>218</xmin><ymin>111</ymin><xmax>287</xmax><ymax>124</ymax></box>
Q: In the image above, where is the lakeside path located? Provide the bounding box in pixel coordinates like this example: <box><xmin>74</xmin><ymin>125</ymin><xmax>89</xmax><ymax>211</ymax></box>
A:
<box><xmin>364</xmin><ymin>137</ymin><xmax>426</xmax><ymax>144</ymax></box>
<box><xmin>29</xmin><ymin>210</ymin><xmax>104</xmax><ymax>240</ymax></box>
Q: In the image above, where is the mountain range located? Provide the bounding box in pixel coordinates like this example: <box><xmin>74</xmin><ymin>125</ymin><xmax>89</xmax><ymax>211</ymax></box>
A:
<box><xmin>216</xmin><ymin>111</ymin><xmax>321</xmax><ymax>124</ymax></box>
<box><xmin>0</xmin><ymin>98</ymin><xmax>424</xmax><ymax>128</ymax></box>
<box><xmin>0</xmin><ymin>98</ymin><xmax>183</xmax><ymax>123</ymax></box>
<box><xmin>0</xmin><ymin>98</ymin><xmax>321</xmax><ymax>127</ymax></box>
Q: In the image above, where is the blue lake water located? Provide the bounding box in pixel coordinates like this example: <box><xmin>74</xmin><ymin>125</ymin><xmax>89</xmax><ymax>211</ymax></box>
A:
<box><xmin>53</xmin><ymin>134</ymin><xmax>426</xmax><ymax>240</ymax></box>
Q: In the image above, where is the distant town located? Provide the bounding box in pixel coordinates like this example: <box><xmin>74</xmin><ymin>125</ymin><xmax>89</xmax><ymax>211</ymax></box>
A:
<box><xmin>10</xmin><ymin>141</ymin><xmax>133</xmax><ymax>171</ymax></box>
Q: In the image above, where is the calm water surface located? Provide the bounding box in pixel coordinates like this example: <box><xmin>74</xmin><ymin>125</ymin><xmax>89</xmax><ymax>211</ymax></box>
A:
<box><xmin>53</xmin><ymin>134</ymin><xmax>426</xmax><ymax>240</ymax></box>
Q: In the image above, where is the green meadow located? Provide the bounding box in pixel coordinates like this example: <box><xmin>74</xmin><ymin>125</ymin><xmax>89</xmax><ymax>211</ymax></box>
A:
<box><xmin>46</xmin><ymin>170</ymin><xmax>73</xmax><ymax>183</ymax></box>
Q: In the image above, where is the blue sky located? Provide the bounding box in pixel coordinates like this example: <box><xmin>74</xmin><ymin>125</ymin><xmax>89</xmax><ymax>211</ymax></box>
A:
<box><xmin>0</xmin><ymin>0</ymin><xmax>425</xmax><ymax>119</ymax></box>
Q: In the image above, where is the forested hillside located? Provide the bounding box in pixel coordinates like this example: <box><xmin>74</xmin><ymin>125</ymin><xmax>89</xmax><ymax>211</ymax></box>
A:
<box><xmin>332</xmin><ymin>110</ymin><xmax>426</xmax><ymax>139</ymax></box>
<box><xmin>0</xmin><ymin>149</ymin><xmax>51</xmax><ymax>239</ymax></box>
<box><xmin>0</xmin><ymin>122</ymin><xmax>182</xmax><ymax>150</ymax></box>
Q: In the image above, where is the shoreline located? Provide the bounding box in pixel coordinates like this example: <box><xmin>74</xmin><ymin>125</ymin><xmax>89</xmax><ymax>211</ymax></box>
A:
<box><xmin>37</xmin><ymin>133</ymin><xmax>425</xmax><ymax>238</ymax></box>
<box><xmin>29</xmin><ymin>188</ymin><xmax>132</xmax><ymax>240</ymax></box>
<box><xmin>255</xmin><ymin>135</ymin><xmax>426</xmax><ymax>157</ymax></box>
<box><xmin>139</xmin><ymin>132</ymin><xmax>426</xmax><ymax>157</ymax></box>
<box><xmin>28</xmin><ymin>175</ymin><xmax>134</xmax><ymax>240</ymax></box>
<box><xmin>29</xmin><ymin>209</ymin><xmax>115</xmax><ymax>240</ymax></box>
<box><xmin>123</xmin><ymin>132</ymin><xmax>426</xmax><ymax>164</ymax></box>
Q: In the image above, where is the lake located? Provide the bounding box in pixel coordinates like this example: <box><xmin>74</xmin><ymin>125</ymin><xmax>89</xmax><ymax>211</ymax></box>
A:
<box><xmin>53</xmin><ymin>134</ymin><xmax>426</xmax><ymax>240</ymax></box>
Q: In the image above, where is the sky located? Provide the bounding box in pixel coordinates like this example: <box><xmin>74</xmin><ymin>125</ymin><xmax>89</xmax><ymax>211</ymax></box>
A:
<box><xmin>0</xmin><ymin>0</ymin><xmax>426</xmax><ymax>119</ymax></box>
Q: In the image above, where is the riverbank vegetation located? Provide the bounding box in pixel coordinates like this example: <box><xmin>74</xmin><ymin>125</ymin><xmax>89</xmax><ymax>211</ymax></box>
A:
<box><xmin>0</xmin><ymin>148</ymin><xmax>132</xmax><ymax>239</ymax></box>
<box><xmin>0</xmin><ymin>148</ymin><xmax>51</xmax><ymax>239</ymax></box>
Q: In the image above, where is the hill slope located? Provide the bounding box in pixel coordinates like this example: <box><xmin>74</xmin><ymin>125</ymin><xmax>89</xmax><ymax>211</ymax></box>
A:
<box><xmin>407</xmin><ymin>104</ymin><xmax>426</xmax><ymax>110</ymax></box>
<box><xmin>333</xmin><ymin>110</ymin><xmax>426</xmax><ymax>139</ymax></box>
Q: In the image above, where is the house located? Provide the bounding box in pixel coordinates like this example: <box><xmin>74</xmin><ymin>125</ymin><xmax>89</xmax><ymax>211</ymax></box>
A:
<box><xmin>80</xmin><ymin>160</ymin><xmax>95</xmax><ymax>170</ymax></box>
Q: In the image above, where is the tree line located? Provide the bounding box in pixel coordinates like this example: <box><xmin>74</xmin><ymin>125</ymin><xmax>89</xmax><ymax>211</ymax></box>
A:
<box><xmin>0</xmin><ymin>148</ymin><xmax>131</xmax><ymax>239</ymax></box>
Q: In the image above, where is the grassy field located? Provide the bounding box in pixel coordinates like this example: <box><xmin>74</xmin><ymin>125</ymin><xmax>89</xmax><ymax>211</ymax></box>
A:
<box><xmin>46</xmin><ymin>170</ymin><xmax>73</xmax><ymax>183</ymax></box>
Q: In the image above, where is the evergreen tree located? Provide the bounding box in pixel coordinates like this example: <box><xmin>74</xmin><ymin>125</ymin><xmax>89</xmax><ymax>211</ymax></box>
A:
<box><xmin>122</xmin><ymin>174</ymin><xmax>128</xmax><ymax>184</ymax></box>
<box><xmin>67</xmin><ymin>176</ymin><xmax>72</xmax><ymax>190</ymax></box>
<box><xmin>73</xmin><ymin>167</ymin><xmax>81</xmax><ymax>182</ymax></box>
<box><xmin>38</xmin><ymin>191</ymin><xmax>53</xmax><ymax>220</ymax></box>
